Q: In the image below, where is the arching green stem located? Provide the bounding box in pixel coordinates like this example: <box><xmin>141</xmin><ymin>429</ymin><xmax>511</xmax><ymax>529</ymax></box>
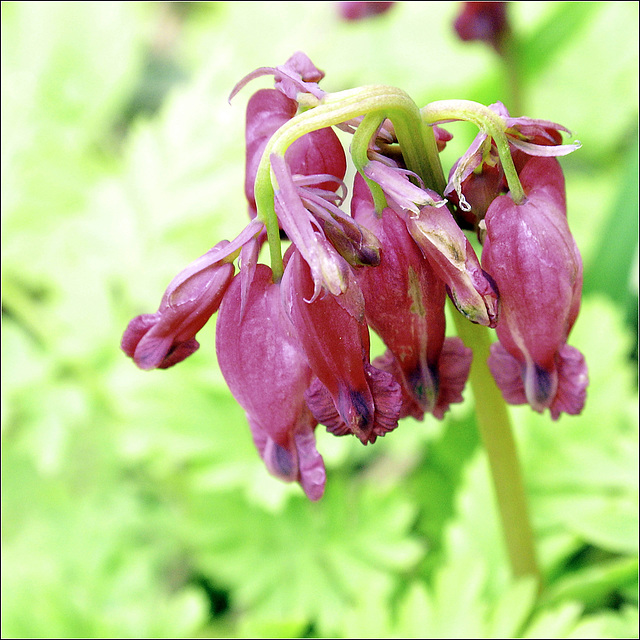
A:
<box><xmin>254</xmin><ymin>85</ymin><xmax>446</xmax><ymax>280</ymax></box>
<box><xmin>452</xmin><ymin>309</ymin><xmax>541</xmax><ymax>585</ymax></box>
<box><xmin>350</xmin><ymin>111</ymin><xmax>388</xmax><ymax>215</ymax></box>
<box><xmin>421</xmin><ymin>99</ymin><xmax>526</xmax><ymax>204</ymax></box>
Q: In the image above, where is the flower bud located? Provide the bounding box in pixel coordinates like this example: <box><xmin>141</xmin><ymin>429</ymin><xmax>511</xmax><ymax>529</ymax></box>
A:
<box><xmin>216</xmin><ymin>264</ymin><xmax>325</xmax><ymax>500</ymax></box>
<box><xmin>122</xmin><ymin>241</ymin><xmax>235</xmax><ymax>370</ymax></box>
<box><xmin>282</xmin><ymin>249</ymin><xmax>402</xmax><ymax>445</ymax></box>
<box><xmin>482</xmin><ymin>157</ymin><xmax>587</xmax><ymax>418</ymax></box>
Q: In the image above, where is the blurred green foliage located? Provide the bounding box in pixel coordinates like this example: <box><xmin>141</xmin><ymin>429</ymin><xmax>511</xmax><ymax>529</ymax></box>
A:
<box><xmin>2</xmin><ymin>2</ymin><xmax>638</xmax><ymax>638</ymax></box>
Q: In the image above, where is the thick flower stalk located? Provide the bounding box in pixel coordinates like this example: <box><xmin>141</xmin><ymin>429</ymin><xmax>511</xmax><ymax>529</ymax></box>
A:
<box><xmin>121</xmin><ymin>52</ymin><xmax>587</xmax><ymax>533</ymax></box>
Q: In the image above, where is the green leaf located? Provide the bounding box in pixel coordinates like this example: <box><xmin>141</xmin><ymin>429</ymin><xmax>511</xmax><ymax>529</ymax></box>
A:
<box><xmin>566</xmin><ymin>606</ymin><xmax>640</xmax><ymax>639</ymax></box>
<box><xmin>519</xmin><ymin>297</ymin><xmax>639</xmax><ymax>559</ymax></box>
<box><xmin>515</xmin><ymin>3</ymin><xmax>605</xmax><ymax>83</ymax></box>
<box><xmin>522</xmin><ymin>602</ymin><xmax>584</xmax><ymax>639</ymax></box>
<box><xmin>541</xmin><ymin>556</ymin><xmax>638</xmax><ymax>611</ymax></box>
<box><xmin>180</xmin><ymin>479</ymin><xmax>424</xmax><ymax>636</ymax></box>
<box><xmin>583</xmin><ymin>130</ymin><xmax>639</xmax><ymax>309</ymax></box>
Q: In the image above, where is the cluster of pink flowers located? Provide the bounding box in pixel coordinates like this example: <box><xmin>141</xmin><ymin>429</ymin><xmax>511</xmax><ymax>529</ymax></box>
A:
<box><xmin>122</xmin><ymin>53</ymin><xmax>587</xmax><ymax>500</ymax></box>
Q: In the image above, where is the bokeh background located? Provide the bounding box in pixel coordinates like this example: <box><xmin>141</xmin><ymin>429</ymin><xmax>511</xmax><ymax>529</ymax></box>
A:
<box><xmin>2</xmin><ymin>2</ymin><xmax>638</xmax><ymax>637</ymax></box>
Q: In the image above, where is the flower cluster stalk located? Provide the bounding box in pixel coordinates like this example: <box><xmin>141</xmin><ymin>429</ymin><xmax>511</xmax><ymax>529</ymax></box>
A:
<box><xmin>452</xmin><ymin>310</ymin><xmax>541</xmax><ymax>584</ymax></box>
<box><xmin>255</xmin><ymin>85</ymin><xmax>445</xmax><ymax>279</ymax></box>
<box><xmin>421</xmin><ymin>99</ymin><xmax>526</xmax><ymax>204</ymax></box>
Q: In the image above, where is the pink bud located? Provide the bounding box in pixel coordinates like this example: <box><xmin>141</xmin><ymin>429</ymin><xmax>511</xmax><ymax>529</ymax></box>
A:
<box><xmin>216</xmin><ymin>264</ymin><xmax>325</xmax><ymax>500</ymax></box>
<box><xmin>483</xmin><ymin>157</ymin><xmax>587</xmax><ymax>418</ymax></box>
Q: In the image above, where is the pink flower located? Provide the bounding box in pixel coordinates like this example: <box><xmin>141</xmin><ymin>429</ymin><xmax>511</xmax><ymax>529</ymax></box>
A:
<box><xmin>216</xmin><ymin>264</ymin><xmax>326</xmax><ymax>500</ymax></box>
<box><xmin>121</xmin><ymin>221</ymin><xmax>262</xmax><ymax>370</ymax></box>
<box><xmin>482</xmin><ymin>156</ymin><xmax>588</xmax><ymax>418</ymax></box>
<box><xmin>282</xmin><ymin>248</ymin><xmax>402</xmax><ymax>445</ymax></box>
<box><xmin>352</xmin><ymin>175</ymin><xmax>472</xmax><ymax>419</ymax></box>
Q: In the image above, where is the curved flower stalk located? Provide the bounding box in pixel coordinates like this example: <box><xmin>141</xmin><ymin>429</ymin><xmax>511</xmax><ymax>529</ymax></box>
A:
<box><xmin>425</xmin><ymin>100</ymin><xmax>580</xmax><ymax>224</ymax></box>
<box><xmin>216</xmin><ymin>264</ymin><xmax>325</xmax><ymax>500</ymax></box>
<box><xmin>482</xmin><ymin>157</ymin><xmax>587</xmax><ymax>418</ymax></box>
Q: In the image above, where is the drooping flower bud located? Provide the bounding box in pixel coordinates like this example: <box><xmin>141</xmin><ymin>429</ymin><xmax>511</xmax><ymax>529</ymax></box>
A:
<box><xmin>216</xmin><ymin>264</ymin><xmax>325</xmax><ymax>500</ymax></box>
<box><xmin>404</xmin><ymin>201</ymin><xmax>499</xmax><ymax>327</ymax></box>
<box><xmin>453</xmin><ymin>2</ymin><xmax>509</xmax><ymax>52</ymax></box>
<box><xmin>121</xmin><ymin>222</ymin><xmax>263</xmax><ymax>370</ymax></box>
<box><xmin>482</xmin><ymin>156</ymin><xmax>588</xmax><ymax>418</ymax></box>
<box><xmin>352</xmin><ymin>177</ymin><xmax>472</xmax><ymax>419</ymax></box>
<box><xmin>122</xmin><ymin>243</ymin><xmax>234</xmax><ymax>370</ymax></box>
<box><xmin>282</xmin><ymin>248</ymin><xmax>402</xmax><ymax>445</ymax></box>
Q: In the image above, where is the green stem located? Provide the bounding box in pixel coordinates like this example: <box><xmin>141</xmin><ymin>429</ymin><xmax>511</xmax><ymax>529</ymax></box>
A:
<box><xmin>452</xmin><ymin>310</ymin><xmax>541</xmax><ymax>584</ymax></box>
<box><xmin>350</xmin><ymin>111</ymin><xmax>388</xmax><ymax>214</ymax></box>
<box><xmin>255</xmin><ymin>85</ymin><xmax>447</xmax><ymax>280</ymax></box>
<box><xmin>421</xmin><ymin>100</ymin><xmax>525</xmax><ymax>204</ymax></box>
<box><xmin>499</xmin><ymin>30</ymin><xmax>524</xmax><ymax>117</ymax></box>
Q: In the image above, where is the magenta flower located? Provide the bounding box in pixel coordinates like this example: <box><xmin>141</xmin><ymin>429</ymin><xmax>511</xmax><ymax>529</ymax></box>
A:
<box><xmin>352</xmin><ymin>176</ymin><xmax>472</xmax><ymax>419</ymax></box>
<box><xmin>482</xmin><ymin>156</ymin><xmax>588</xmax><ymax>418</ymax></box>
<box><xmin>215</xmin><ymin>264</ymin><xmax>326</xmax><ymax>500</ymax></box>
<box><xmin>337</xmin><ymin>2</ymin><xmax>395</xmax><ymax>21</ymax></box>
<box><xmin>453</xmin><ymin>2</ymin><xmax>509</xmax><ymax>52</ymax></box>
<box><xmin>122</xmin><ymin>229</ymin><xmax>252</xmax><ymax>370</ymax></box>
<box><xmin>282</xmin><ymin>248</ymin><xmax>402</xmax><ymax>445</ymax></box>
<box><xmin>444</xmin><ymin>102</ymin><xmax>580</xmax><ymax>219</ymax></box>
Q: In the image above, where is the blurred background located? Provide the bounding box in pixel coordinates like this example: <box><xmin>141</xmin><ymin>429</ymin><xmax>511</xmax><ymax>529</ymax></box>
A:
<box><xmin>1</xmin><ymin>2</ymin><xmax>638</xmax><ymax>637</ymax></box>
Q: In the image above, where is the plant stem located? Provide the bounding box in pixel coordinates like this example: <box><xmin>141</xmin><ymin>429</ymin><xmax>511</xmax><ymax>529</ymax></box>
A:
<box><xmin>254</xmin><ymin>85</ymin><xmax>446</xmax><ymax>280</ymax></box>
<box><xmin>421</xmin><ymin>99</ymin><xmax>526</xmax><ymax>204</ymax></box>
<box><xmin>452</xmin><ymin>311</ymin><xmax>541</xmax><ymax>584</ymax></box>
